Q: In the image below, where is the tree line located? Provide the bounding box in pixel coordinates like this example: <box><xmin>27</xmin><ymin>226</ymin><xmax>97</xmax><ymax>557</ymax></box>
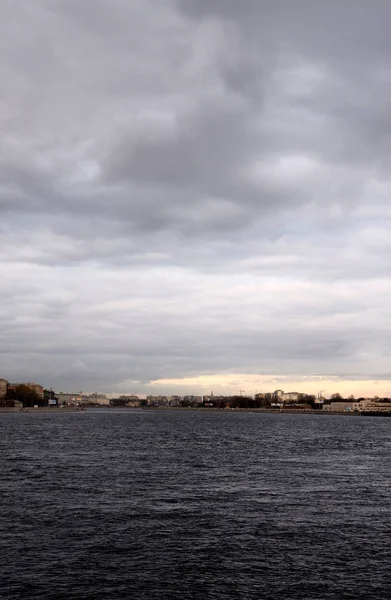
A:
<box><xmin>6</xmin><ymin>385</ymin><xmax>55</xmax><ymax>408</ymax></box>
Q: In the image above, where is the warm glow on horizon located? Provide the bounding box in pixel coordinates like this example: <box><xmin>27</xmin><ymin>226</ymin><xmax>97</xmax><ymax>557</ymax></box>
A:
<box><xmin>132</xmin><ymin>373</ymin><xmax>391</xmax><ymax>398</ymax></box>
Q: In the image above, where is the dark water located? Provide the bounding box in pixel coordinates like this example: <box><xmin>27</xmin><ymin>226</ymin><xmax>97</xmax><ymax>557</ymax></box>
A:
<box><xmin>1</xmin><ymin>411</ymin><xmax>391</xmax><ymax>599</ymax></box>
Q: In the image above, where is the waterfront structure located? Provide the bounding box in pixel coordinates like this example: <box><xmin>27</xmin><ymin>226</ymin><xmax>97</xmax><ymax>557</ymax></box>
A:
<box><xmin>354</xmin><ymin>399</ymin><xmax>391</xmax><ymax>413</ymax></box>
<box><xmin>323</xmin><ymin>399</ymin><xmax>391</xmax><ymax>413</ymax></box>
<box><xmin>282</xmin><ymin>403</ymin><xmax>312</xmax><ymax>411</ymax></box>
<box><xmin>323</xmin><ymin>401</ymin><xmax>356</xmax><ymax>412</ymax></box>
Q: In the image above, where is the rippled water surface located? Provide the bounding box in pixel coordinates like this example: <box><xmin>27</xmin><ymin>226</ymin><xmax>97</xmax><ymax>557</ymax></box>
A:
<box><xmin>1</xmin><ymin>411</ymin><xmax>391</xmax><ymax>599</ymax></box>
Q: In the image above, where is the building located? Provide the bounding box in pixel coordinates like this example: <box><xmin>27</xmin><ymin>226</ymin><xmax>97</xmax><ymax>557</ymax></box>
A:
<box><xmin>44</xmin><ymin>388</ymin><xmax>58</xmax><ymax>406</ymax></box>
<box><xmin>0</xmin><ymin>379</ymin><xmax>8</xmax><ymax>401</ymax></box>
<box><xmin>272</xmin><ymin>390</ymin><xmax>300</xmax><ymax>403</ymax></box>
<box><xmin>354</xmin><ymin>399</ymin><xmax>391</xmax><ymax>413</ymax></box>
<box><xmin>84</xmin><ymin>393</ymin><xmax>110</xmax><ymax>406</ymax></box>
<box><xmin>282</xmin><ymin>403</ymin><xmax>312</xmax><ymax>411</ymax></box>
<box><xmin>284</xmin><ymin>392</ymin><xmax>300</xmax><ymax>402</ymax></box>
<box><xmin>323</xmin><ymin>401</ymin><xmax>356</xmax><ymax>412</ymax></box>
<box><xmin>8</xmin><ymin>382</ymin><xmax>44</xmax><ymax>399</ymax></box>
<box><xmin>57</xmin><ymin>392</ymin><xmax>82</xmax><ymax>406</ymax></box>
<box><xmin>324</xmin><ymin>399</ymin><xmax>391</xmax><ymax>413</ymax></box>
<box><xmin>110</xmin><ymin>398</ymin><xmax>128</xmax><ymax>407</ymax></box>
<box><xmin>183</xmin><ymin>395</ymin><xmax>203</xmax><ymax>406</ymax></box>
<box><xmin>7</xmin><ymin>382</ymin><xmax>45</xmax><ymax>406</ymax></box>
<box><xmin>146</xmin><ymin>395</ymin><xmax>169</xmax><ymax>406</ymax></box>
<box><xmin>169</xmin><ymin>395</ymin><xmax>182</xmax><ymax>407</ymax></box>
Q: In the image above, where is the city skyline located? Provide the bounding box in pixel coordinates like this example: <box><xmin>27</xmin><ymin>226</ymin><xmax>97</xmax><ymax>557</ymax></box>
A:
<box><xmin>2</xmin><ymin>1</ymin><xmax>391</xmax><ymax>395</ymax></box>
<box><xmin>2</xmin><ymin>373</ymin><xmax>391</xmax><ymax>401</ymax></box>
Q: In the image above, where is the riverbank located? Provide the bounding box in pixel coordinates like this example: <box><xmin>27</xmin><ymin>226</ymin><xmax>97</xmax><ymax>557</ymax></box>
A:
<box><xmin>1</xmin><ymin>406</ymin><xmax>389</xmax><ymax>416</ymax></box>
<box><xmin>87</xmin><ymin>406</ymin><xmax>363</xmax><ymax>416</ymax></box>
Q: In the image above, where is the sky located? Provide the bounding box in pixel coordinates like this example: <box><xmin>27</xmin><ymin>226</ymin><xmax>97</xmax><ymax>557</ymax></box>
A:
<box><xmin>1</xmin><ymin>0</ymin><xmax>391</xmax><ymax>398</ymax></box>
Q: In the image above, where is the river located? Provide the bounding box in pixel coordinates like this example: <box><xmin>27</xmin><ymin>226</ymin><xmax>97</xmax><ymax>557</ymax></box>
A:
<box><xmin>1</xmin><ymin>411</ymin><xmax>390</xmax><ymax>599</ymax></box>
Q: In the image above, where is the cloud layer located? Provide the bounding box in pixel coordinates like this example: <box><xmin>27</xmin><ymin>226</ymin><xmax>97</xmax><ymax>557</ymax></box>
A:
<box><xmin>1</xmin><ymin>0</ymin><xmax>391</xmax><ymax>395</ymax></box>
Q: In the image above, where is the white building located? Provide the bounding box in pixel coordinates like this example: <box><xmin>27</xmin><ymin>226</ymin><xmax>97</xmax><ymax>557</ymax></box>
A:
<box><xmin>324</xmin><ymin>399</ymin><xmax>391</xmax><ymax>413</ymax></box>
<box><xmin>272</xmin><ymin>390</ymin><xmax>300</xmax><ymax>403</ymax></box>
<box><xmin>354</xmin><ymin>399</ymin><xmax>391</xmax><ymax>413</ymax></box>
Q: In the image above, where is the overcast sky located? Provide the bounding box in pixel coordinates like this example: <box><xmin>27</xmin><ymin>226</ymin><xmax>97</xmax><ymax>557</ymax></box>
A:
<box><xmin>1</xmin><ymin>0</ymin><xmax>391</xmax><ymax>397</ymax></box>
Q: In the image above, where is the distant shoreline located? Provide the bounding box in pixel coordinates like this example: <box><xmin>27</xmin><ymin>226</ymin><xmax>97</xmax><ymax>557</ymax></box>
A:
<box><xmin>0</xmin><ymin>406</ymin><xmax>356</xmax><ymax>415</ymax></box>
<box><xmin>87</xmin><ymin>406</ymin><xmax>361</xmax><ymax>415</ymax></box>
<box><xmin>1</xmin><ymin>406</ymin><xmax>389</xmax><ymax>417</ymax></box>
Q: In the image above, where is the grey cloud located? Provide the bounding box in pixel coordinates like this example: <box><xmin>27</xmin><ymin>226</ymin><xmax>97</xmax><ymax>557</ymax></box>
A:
<box><xmin>1</xmin><ymin>0</ymin><xmax>391</xmax><ymax>393</ymax></box>
<box><xmin>177</xmin><ymin>0</ymin><xmax>391</xmax><ymax>63</ymax></box>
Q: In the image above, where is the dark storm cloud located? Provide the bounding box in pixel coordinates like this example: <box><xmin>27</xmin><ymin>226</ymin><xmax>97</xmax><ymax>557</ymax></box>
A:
<box><xmin>1</xmin><ymin>0</ymin><xmax>391</xmax><ymax>393</ymax></box>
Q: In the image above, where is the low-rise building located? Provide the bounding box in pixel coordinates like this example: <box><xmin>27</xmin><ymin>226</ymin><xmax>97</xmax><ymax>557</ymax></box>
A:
<box><xmin>323</xmin><ymin>401</ymin><xmax>356</xmax><ymax>412</ymax></box>
<box><xmin>8</xmin><ymin>382</ymin><xmax>44</xmax><ymax>399</ymax></box>
<box><xmin>110</xmin><ymin>398</ymin><xmax>128</xmax><ymax>407</ymax></box>
<box><xmin>57</xmin><ymin>392</ymin><xmax>82</xmax><ymax>406</ymax></box>
<box><xmin>354</xmin><ymin>399</ymin><xmax>391</xmax><ymax>413</ymax></box>
<box><xmin>84</xmin><ymin>393</ymin><xmax>110</xmax><ymax>406</ymax></box>
<box><xmin>323</xmin><ymin>399</ymin><xmax>391</xmax><ymax>413</ymax></box>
